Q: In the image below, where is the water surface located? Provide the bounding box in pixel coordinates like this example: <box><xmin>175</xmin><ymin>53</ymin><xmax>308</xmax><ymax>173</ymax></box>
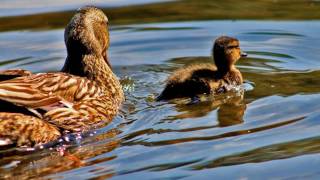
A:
<box><xmin>1</xmin><ymin>4</ymin><xmax>320</xmax><ymax>180</ymax></box>
<box><xmin>0</xmin><ymin>0</ymin><xmax>170</xmax><ymax>17</ymax></box>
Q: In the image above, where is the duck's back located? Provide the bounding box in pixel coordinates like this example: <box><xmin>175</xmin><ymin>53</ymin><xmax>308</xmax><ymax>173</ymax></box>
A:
<box><xmin>0</xmin><ymin>72</ymin><xmax>120</xmax><ymax>131</ymax></box>
<box><xmin>157</xmin><ymin>64</ymin><xmax>242</xmax><ymax>100</ymax></box>
<box><xmin>0</xmin><ymin>69</ymin><xmax>32</xmax><ymax>81</ymax></box>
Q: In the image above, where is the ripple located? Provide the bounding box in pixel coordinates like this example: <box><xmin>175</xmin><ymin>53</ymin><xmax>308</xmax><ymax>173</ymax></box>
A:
<box><xmin>247</xmin><ymin>51</ymin><xmax>295</xmax><ymax>59</ymax></box>
<box><xmin>244</xmin><ymin>31</ymin><xmax>305</xmax><ymax>37</ymax></box>
<box><xmin>1</xmin><ymin>20</ymin><xmax>320</xmax><ymax>179</ymax></box>
<box><xmin>0</xmin><ymin>57</ymin><xmax>32</xmax><ymax>68</ymax></box>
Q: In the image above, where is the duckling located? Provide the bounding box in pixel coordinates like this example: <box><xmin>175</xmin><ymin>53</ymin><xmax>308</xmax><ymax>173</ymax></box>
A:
<box><xmin>157</xmin><ymin>36</ymin><xmax>247</xmax><ymax>100</ymax></box>
<box><xmin>0</xmin><ymin>6</ymin><xmax>124</xmax><ymax>147</ymax></box>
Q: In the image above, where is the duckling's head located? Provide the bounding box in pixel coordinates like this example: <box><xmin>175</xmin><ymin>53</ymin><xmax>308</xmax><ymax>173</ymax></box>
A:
<box><xmin>212</xmin><ymin>36</ymin><xmax>246</xmax><ymax>71</ymax></box>
<box><xmin>64</xmin><ymin>6</ymin><xmax>111</xmax><ymax>70</ymax></box>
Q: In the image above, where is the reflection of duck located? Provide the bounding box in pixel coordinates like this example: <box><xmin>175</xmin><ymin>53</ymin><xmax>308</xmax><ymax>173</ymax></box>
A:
<box><xmin>157</xmin><ymin>36</ymin><xmax>247</xmax><ymax>100</ymax></box>
<box><xmin>0</xmin><ymin>128</ymin><xmax>120</xmax><ymax>179</ymax></box>
<box><xmin>0</xmin><ymin>7</ymin><xmax>124</xmax><ymax>147</ymax></box>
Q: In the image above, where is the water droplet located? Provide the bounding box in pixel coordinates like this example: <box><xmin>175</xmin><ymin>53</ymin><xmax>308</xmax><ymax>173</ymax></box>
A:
<box><xmin>64</xmin><ymin>136</ymin><xmax>70</xmax><ymax>142</ymax></box>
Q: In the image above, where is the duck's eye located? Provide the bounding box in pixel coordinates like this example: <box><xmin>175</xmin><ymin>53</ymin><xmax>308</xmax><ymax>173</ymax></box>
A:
<box><xmin>100</xmin><ymin>20</ymin><xmax>108</xmax><ymax>26</ymax></box>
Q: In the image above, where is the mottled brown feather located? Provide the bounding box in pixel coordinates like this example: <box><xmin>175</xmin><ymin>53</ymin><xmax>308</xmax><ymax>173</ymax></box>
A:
<box><xmin>0</xmin><ymin>7</ymin><xmax>124</xmax><ymax>147</ymax></box>
<box><xmin>0</xmin><ymin>69</ymin><xmax>32</xmax><ymax>81</ymax></box>
<box><xmin>0</xmin><ymin>113</ymin><xmax>61</xmax><ymax>147</ymax></box>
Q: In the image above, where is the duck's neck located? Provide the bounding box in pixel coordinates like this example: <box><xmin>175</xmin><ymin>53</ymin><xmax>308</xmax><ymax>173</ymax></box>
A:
<box><xmin>62</xmin><ymin>54</ymin><xmax>124</xmax><ymax>102</ymax></box>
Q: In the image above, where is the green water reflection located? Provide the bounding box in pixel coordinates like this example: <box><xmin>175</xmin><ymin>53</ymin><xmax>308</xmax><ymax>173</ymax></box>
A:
<box><xmin>1</xmin><ymin>0</ymin><xmax>320</xmax><ymax>32</ymax></box>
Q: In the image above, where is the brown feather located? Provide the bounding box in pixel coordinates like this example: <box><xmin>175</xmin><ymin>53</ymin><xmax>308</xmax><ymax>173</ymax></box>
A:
<box><xmin>0</xmin><ymin>113</ymin><xmax>61</xmax><ymax>147</ymax></box>
<box><xmin>0</xmin><ymin>69</ymin><xmax>32</xmax><ymax>81</ymax></box>
<box><xmin>0</xmin><ymin>7</ymin><xmax>124</xmax><ymax>147</ymax></box>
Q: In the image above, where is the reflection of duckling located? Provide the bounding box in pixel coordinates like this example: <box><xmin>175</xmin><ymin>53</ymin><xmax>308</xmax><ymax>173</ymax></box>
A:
<box><xmin>217</xmin><ymin>94</ymin><xmax>246</xmax><ymax>127</ymax></box>
<box><xmin>157</xmin><ymin>36</ymin><xmax>247</xmax><ymax>100</ymax></box>
<box><xmin>171</xmin><ymin>92</ymin><xmax>246</xmax><ymax>127</ymax></box>
<box><xmin>0</xmin><ymin>7</ymin><xmax>124</xmax><ymax>147</ymax></box>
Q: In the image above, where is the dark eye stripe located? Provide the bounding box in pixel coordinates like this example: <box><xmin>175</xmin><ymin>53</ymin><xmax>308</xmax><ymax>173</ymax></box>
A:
<box><xmin>227</xmin><ymin>45</ymin><xmax>239</xmax><ymax>48</ymax></box>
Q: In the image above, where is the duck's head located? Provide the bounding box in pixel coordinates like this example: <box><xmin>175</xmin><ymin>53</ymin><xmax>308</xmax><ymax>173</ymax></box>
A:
<box><xmin>64</xmin><ymin>6</ymin><xmax>111</xmax><ymax>70</ymax></box>
<box><xmin>212</xmin><ymin>36</ymin><xmax>247</xmax><ymax>71</ymax></box>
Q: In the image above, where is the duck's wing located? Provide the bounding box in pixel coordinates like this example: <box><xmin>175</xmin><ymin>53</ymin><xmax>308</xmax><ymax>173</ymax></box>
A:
<box><xmin>0</xmin><ymin>75</ymin><xmax>63</xmax><ymax>110</ymax></box>
<box><xmin>0</xmin><ymin>72</ymin><xmax>102</xmax><ymax>110</ymax></box>
<box><xmin>0</xmin><ymin>113</ymin><xmax>61</xmax><ymax>147</ymax></box>
<box><xmin>0</xmin><ymin>69</ymin><xmax>32</xmax><ymax>81</ymax></box>
<box><xmin>0</xmin><ymin>72</ymin><xmax>111</xmax><ymax>132</ymax></box>
<box><xmin>44</xmin><ymin>95</ymin><xmax>118</xmax><ymax>131</ymax></box>
<box><xmin>0</xmin><ymin>99</ymin><xmax>38</xmax><ymax>117</ymax></box>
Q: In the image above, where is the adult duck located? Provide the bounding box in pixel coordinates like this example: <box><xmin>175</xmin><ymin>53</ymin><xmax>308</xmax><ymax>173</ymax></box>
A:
<box><xmin>0</xmin><ymin>6</ymin><xmax>124</xmax><ymax>147</ymax></box>
<box><xmin>157</xmin><ymin>36</ymin><xmax>247</xmax><ymax>100</ymax></box>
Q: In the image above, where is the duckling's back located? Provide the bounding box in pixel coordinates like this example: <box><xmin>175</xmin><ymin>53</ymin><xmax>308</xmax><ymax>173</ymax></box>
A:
<box><xmin>157</xmin><ymin>64</ymin><xmax>218</xmax><ymax>100</ymax></box>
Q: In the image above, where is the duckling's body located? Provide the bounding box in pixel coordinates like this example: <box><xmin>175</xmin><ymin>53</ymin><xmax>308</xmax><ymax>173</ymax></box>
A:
<box><xmin>157</xmin><ymin>36</ymin><xmax>246</xmax><ymax>100</ymax></box>
<box><xmin>0</xmin><ymin>7</ymin><xmax>124</xmax><ymax>147</ymax></box>
<box><xmin>158</xmin><ymin>64</ymin><xmax>242</xmax><ymax>100</ymax></box>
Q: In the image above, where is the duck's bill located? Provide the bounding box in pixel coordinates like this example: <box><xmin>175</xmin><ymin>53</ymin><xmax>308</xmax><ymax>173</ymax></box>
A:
<box><xmin>241</xmin><ymin>52</ymin><xmax>248</xmax><ymax>57</ymax></box>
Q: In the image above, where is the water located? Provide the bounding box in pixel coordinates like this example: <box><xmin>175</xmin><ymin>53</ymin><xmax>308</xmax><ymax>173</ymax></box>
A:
<box><xmin>0</xmin><ymin>0</ymin><xmax>171</xmax><ymax>17</ymax></box>
<box><xmin>1</xmin><ymin>5</ymin><xmax>320</xmax><ymax>180</ymax></box>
